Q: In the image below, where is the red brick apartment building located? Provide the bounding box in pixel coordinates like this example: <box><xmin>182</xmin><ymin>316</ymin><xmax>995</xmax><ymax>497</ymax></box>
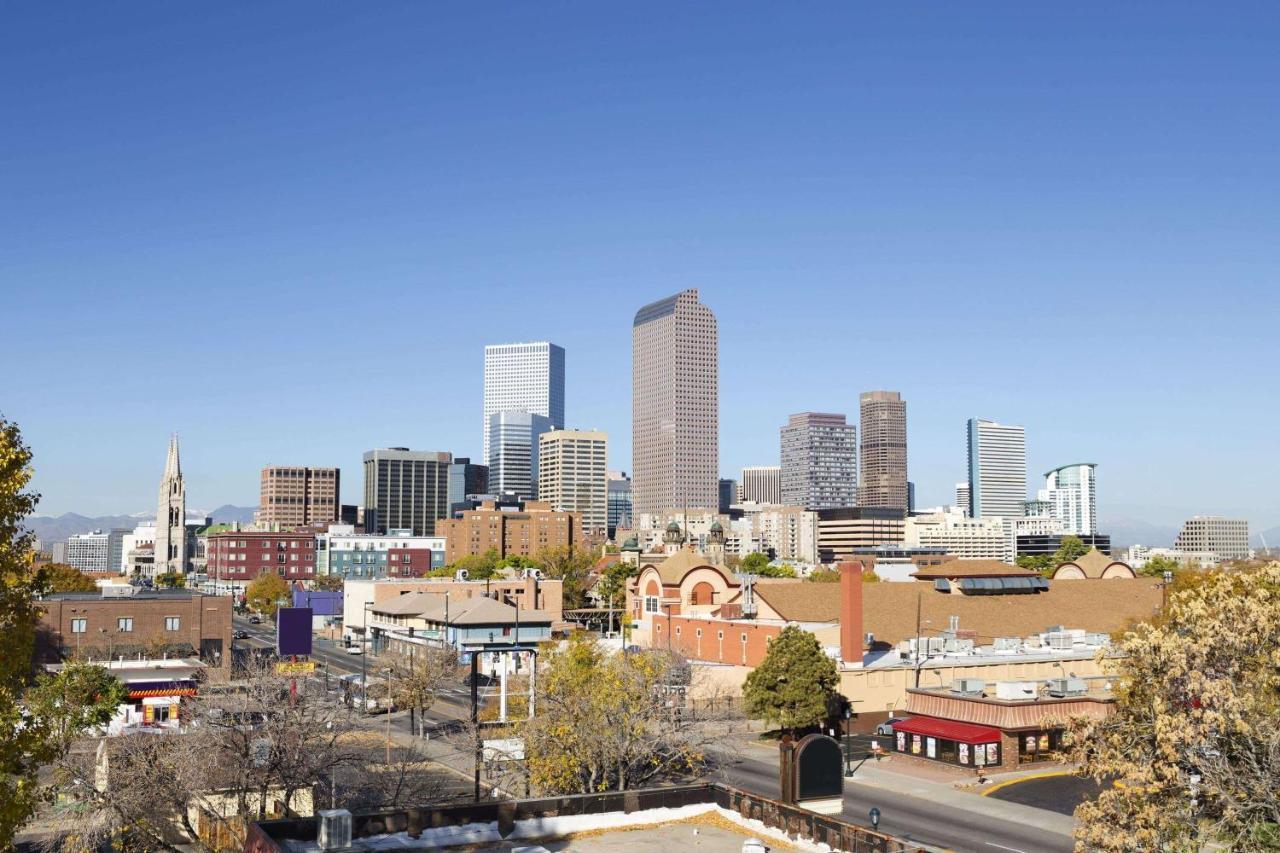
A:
<box><xmin>206</xmin><ymin>530</ymin><xmax>317</xmax><ymax>590</ymax></box>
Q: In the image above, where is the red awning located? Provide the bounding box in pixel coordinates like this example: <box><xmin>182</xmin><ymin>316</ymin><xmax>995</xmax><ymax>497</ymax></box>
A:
<box><xmin>893</xmin><ymin>716</ymin><xmax>1000</xmax><ymax>744</ymax></box>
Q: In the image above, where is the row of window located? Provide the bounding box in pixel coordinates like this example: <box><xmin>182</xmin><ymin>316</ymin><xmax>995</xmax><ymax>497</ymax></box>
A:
<box><xmin>70</xmin><ymin>616</ymin><xmax>180</xmax><ymax>633</ymax></box>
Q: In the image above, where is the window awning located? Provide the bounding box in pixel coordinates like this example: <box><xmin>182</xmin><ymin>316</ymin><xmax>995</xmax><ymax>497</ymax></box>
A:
<box><xmin>893</xmin><ymin>716</ymin><xmax>1001</xmax><ymax>744</ymax></box>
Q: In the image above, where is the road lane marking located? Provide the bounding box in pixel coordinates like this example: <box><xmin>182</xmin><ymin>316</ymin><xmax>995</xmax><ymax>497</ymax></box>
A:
<box><xmin>985</xmin><ymin>844</ymin><xmax>1027</xmax><ymax>852</ymax></box>
<box><xmin>981</xmin><ymin>770</ymin><xmax>1072</xmax><ymax>796</ymax></box>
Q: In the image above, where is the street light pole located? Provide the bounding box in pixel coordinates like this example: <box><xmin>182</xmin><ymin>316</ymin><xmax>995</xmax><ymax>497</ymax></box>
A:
<box><xmin>362</xmin><ymin>601</ymin><xmax>372</xmax><ymax>696</ymax></box>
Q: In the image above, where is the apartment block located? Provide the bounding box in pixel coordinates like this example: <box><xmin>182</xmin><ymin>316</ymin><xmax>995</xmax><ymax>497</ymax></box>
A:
<box><xmin>65</xmin><ymin>528</ymin><xmax>128</xmax><ymax>574</ymax></box>
<box><xmin>206</xmin><ymin>530</ymin><xmax>318</xmax><ymax>591</ymax></box>
<box><xmin>538</xmin><ymin>430</ymin><xmax>608</xmax><ymax>535</ymax></box>
<box><xmin>780</xmin><ymin>412</ymin><xmax>857</xmax><ymax>510</ymax></box>
<box><xmin>437</xmin><ymin>500</ymin><xmax>580</xmax><ymax>563</ymax></box>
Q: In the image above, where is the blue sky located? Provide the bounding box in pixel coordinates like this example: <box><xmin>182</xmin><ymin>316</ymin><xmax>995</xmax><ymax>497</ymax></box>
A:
<box><xmin>3</xmin><ymin>3</ymin><xmax>1277</xmax><ymax>532</ymax></box>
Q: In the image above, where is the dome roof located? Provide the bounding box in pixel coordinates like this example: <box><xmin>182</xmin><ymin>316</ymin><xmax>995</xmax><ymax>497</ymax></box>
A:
<box><xmin>665</xmin><ymin>520</ymin><xmax>682</xmax><ymax>532</ymax></box>
<box><xmin>621</xmin><ymin>536</ymin><xmax>640</xmax><ymax>551</ymax></box>
<box><xmin>709</xmin><ymin>519</ymin><xmax>724</xmax><ymax>532</ymax></box>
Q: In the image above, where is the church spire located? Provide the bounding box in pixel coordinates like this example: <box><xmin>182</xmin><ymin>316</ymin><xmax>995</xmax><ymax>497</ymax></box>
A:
<box><xmin>164</xmin><ymin>433</ymin><xmax>181</xmax><ymax>479</ymax></box>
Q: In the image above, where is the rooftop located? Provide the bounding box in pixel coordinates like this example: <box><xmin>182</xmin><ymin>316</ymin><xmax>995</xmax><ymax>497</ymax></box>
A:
<box><xmin>42</xmin><ymin>588</ymin><xmax>217</xmax><ymax>601</ymax></box>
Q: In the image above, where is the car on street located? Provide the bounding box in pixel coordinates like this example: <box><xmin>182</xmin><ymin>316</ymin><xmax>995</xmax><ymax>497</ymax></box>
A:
<box><xmin>344</xmin><ymin>644</ymin><xmax>363</xmax><ymax>655</ymax></box>
<box><xmin>233</xmin><ymin>630</ymin><xmax>250</xmax><ymax>640</ymax></box>
<box><xmin>874</xmin><ymin>716</ymin><xmax>909</xmax><ymax>736</ymax></box>
<box><xmin>248</xmin><ymin>615</ymin><xmax>262</xmax><ymax>624</ymax></box>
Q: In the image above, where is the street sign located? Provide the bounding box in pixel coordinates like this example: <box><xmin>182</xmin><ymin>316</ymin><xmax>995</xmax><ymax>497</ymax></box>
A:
<box><xmin>276</xmin><ymin>661</ymin><xmax>316</xmax><ymax>676</ymax></box>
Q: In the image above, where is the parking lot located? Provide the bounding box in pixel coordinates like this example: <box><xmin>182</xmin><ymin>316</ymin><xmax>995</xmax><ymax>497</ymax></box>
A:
<box><xmin>985</xmin><ymin>772</ymin><xmax>1107</xmax><ymax>816</ymax></box>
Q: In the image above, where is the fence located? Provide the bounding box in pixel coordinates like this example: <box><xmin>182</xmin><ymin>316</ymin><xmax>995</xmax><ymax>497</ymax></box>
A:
<box><xmin>247</xmin><ymin>782</ymin><xmax>922</xmax><ymax>853</ymax></box>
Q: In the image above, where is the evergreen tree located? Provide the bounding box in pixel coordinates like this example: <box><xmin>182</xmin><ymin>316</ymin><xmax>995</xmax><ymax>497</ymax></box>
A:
<box><xmin>743</xmin><ymin>625</ymin><xmax>839</xmax><ymax>733</ymax></box>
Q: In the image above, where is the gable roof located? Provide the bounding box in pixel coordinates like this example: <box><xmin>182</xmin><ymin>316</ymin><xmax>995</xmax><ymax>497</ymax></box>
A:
<box><xmin>752</xmin><ymin>583</ymin><xmax>840</xmax><ymax>623</ymax></box>
<box><xmin>370</xmin><ymin>591</ymin><xmax>446</xmax><ymax>616</ymax></box>
<box><xmin>911</xmin><ymin>560</ymin><xmax>1038</xmax><ymax>580</ymax></box>
<box><xmin>641</xmin><ymin>546</ymin><xmax>736</xmax><ymax>586</ymax></box>
<box><xmin>448</xmin><ymin>595</ymin><xmax>551</xmax><ymax>626</ymax></box>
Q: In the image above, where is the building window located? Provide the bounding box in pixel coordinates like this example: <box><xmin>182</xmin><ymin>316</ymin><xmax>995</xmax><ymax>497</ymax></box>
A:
<box><xmin>644</xmin><ymin>596</ymin><xmax>659</xmax><ymax>614</ymax></box>
<box><xmin>165</xmin><ymin>617</ymin><xmax>180</xmax><ymax>631</ymax></box>
<box><xmin>71</xmin><ymin>618</ymin><xmax>86</xmax><ymax>633</ymax></box>
<box><xmin>117</xmin><ymin>618</ymin><xmax>133</xmax><ymax>633</ymax></box>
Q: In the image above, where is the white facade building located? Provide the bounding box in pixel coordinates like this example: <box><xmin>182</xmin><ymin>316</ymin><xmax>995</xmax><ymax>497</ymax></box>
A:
<box><xmin>966</xmin><ymin>419</ymin><xmax>1027</xmax><ymax>519</ymax></box>
<box><xmin>1040</xmin><ymin>463</ymin><xmax>1097</xmax><ymax>535</ymax></box>
<box><xmin>488</xmin><ymin>411</ymin><xmax>552</xmax><ymax>501</ymax></box>
<box><xmin>1174</xmin><ymin>516</ymin><xmax>1250</xmax><ymax>561</ymax></box>
<box><xmin>482</xmin><ymin>342</ymin><xmax>565</xmax><ymax>464</ymax></box>
<box><xmin>538</xmin><ymin>430</ymin><xmax>609</xmax><ymax>535</ymax></box>
<box><xmin>904</xmin><ymin>508</ymin><xmax>1016</xmax><ymax>562</ymax></box>
<box><xmin>954</xmin><ymin>483</ymin><xmax>970</xmax><ymax>518</ymax></box>
<box><xmin>65</xmin><ymin>529</ymin><xmax>128</xmax><ymax>574</ymax></box>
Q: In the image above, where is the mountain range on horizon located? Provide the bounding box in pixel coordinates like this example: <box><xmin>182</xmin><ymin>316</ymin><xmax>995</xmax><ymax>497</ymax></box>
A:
<box><xmin>25</xmin><ymin>506</ymin><xmax>258</xmax><ymax>546</ymax></box>
<box><xmin>23</xmin><ymin>506</ymin><xmax>1280</xmax><ymax>554</ymax></box>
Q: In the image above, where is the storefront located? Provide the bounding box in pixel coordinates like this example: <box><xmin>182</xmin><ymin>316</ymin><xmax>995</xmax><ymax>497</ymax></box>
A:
<box><xmin>890</xmin><ymin>716</ymin><xmax>1002</xmax><ymax>769</ymax></box>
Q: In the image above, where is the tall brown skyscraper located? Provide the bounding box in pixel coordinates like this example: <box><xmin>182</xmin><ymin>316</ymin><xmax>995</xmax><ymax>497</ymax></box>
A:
<box><xmin>257</xmin><ymin>466</ymin><xmax>340</xmax><ymax>528</ymax></box>
<box><xmin>859</xmin><ymin>391</ymin><xmax>908</xmax><ymax>510</ymax></box>
<box><xmin>632</xmin><ymin>289</ymin><xmax>718</xmax><ymax>515</ymax></box>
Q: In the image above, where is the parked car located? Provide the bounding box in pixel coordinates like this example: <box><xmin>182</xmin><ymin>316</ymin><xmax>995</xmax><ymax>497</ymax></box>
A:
<box><xmin>233</xmin><ymin>630</ymin><xmax>250</xmax><ymax>640</ymax></box>
<box><xmin>248</xmin><ymin>615</ymin><xmax>262</xmax><ymax>624</ymax></box>
<box><xmin>874</xmin><ymin>717</ymin><xmax>909</xmax><ymax>736</ymax></box>
<box><xmin>344</xmin><ymin>644</ymin><xmax>364</xmax><ymax>655</ymax></box>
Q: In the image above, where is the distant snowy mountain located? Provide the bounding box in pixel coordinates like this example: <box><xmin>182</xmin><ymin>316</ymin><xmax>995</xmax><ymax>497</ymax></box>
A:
<box><xmin>25</xmin><ymin>505</ymin><xmax>257</xmax><ymax>546</ymax></box>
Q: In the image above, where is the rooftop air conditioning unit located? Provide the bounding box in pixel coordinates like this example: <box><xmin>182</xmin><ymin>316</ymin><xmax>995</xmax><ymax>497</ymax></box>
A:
<box><xmin>995</xmin><ymin>681</ymin><xmax>1038</xmax><ymax>700</ymax></box>
<box><xmin>1047</xmin><ymin>633</ymin><xmax>1073</xmax><ymax>650</ymax></box>
<box><xmin>454</xmin><ymin>569</ymin><xmax>469</xmax><ymax>582</ymax></box>
<box><xmin>1047</xmin><ymin>677</ymin><xmax>1089</xmax><ymax>698</ymax></box>
<box><xmin>101</xmin><ymin>585</ymin><xmax>137</xmax><ymax>598</ymax></box>
<box><xmin>522</xmin><ymin>568</ymin><xmax>545</xmax><ymax>581</ymax></box>
<box><xmin>993</xmin><ymin>637</ymin><xmax>1018</xmax><ymax>652</ymax></box>
<box><xmin>950</xmin><ymin>678</ymin><xmax>985</xmax><ymax>696</ymax></box>
<box><xmin>864</xmin><ymin>631</ymin><xmax>875</xmax><ymax>645</ymax></box>
<box><xmin>316</xmin><ymin>809</ymin><xmax>352</xmax><ymax>851</ymax></box>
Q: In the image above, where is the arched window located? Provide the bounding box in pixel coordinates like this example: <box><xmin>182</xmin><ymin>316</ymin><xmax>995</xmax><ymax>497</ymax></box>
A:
<box><xmin>690</xmin><ymin>581</ymin><xmax>715</xmax><ymax>606</ymax></box>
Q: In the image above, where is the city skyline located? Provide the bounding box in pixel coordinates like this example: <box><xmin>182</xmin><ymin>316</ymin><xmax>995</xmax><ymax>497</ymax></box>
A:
<box><xmin>5</xmin><ymin>5</ymin><xmax>1278</xmax><ymax>532</ymax></box>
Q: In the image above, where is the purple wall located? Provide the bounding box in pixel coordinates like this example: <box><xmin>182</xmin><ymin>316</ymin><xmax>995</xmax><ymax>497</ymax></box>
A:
<box><xmin>292</xmin><ymin>589</ymin><xmax>342</xmax><ymax>616</ymax></box>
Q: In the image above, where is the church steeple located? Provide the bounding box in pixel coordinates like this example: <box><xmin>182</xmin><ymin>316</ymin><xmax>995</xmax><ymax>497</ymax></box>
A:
<box><xmin>154</xmin><ymin>434</ymin><xmax>188</xmax><ymax>576</ymax></box>
<box><xmin>164</xmin><ymin>433</ymin><xmax>181</xmax><ymax>480</ymax></box>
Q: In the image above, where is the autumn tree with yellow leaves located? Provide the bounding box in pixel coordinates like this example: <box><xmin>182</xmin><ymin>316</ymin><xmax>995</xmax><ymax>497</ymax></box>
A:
<box><xmin>1066</xmin><ymin>562</ymin><xmax>1280</xmax><ymax>851</ymax></box>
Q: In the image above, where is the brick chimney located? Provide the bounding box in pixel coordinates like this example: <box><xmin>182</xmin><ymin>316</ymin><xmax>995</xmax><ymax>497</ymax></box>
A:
<box><xmin>839</xmin><ymin>561</ymin><xmax>864</xmax><ymax>666</ymax></box>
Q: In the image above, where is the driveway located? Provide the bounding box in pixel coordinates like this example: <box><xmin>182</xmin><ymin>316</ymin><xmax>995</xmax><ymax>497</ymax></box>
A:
<box><xmin>986</xmin><ymin>772</ymin><xmax>1107</xmax><ymax>816</ymax></box>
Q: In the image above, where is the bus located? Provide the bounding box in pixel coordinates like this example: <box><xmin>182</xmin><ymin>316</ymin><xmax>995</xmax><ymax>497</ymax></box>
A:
<box><xmin>338</xmin><ymin>673</ymin><xmax>396</xmax><ymax>714</ymax></box>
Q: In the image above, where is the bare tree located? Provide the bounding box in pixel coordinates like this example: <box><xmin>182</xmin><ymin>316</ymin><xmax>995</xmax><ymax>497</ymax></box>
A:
<box><xmin>380</xmin><ymin>646</ymin><xmax>460</xmax><ymax>738</ymax></box>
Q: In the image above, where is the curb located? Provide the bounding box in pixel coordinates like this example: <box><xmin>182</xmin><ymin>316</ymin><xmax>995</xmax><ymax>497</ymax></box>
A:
<box><xmin>980</xmin><ymin>769</ymin><xmax>1073</xmax><ymax>796</ymax></box>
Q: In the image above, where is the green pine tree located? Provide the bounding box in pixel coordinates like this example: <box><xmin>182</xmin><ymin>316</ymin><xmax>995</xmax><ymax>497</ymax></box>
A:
<box><xmin>743</xmin><ymin>625</ymin><xmax>839</xmax><ymax>733</ymax></box>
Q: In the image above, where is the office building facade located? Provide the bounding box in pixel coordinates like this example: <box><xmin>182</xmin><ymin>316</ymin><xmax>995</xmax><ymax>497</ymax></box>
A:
<box><xmin>607</xmin><ymin>472</ymin><xmax>634</xmax><ymax>538</ymax></box>
<box><xmin>65</xmin><ymin>529</ymin><xmax>128</xmax><ymax>575</ymax></box>
<box><xmin>740</xmin><ymin>466</ymin><xmax>782</xmax><ymax>505</ymax></box>
<box><xmin>538</xmin><ymin>429</ymin><xmax>609</xmax><ymax>535</ymax></box>
<box><xmin>717</xmin><ymin>478</ymin><xmax>737</xmax><ymax>514</ymax></box>
<box><xmin>955</xmin><ymin>483</ymin><xmax>971</xmax><ymax>517</ymax></box>
<box><xmin>1040</xmin><ymin>463</ymin><xmax>1097</xmax><ymax>536</ymax></box>
<box><xmin>903</xmin><ymin>509</ymin><xmax>1016</xmax><ymax>563</ymax></box>
<box><xmin>256</xmin><ymin>466</ymin><xmax>340</xmax><ymax>528</ymax></box>
<box><xmin>859</xmin><ymin>391</ymin><xmax>908</xmax><ymax>510</ymax></box>
<box><xmin>780</xmin><ymin>412</ymin><xmax>857</xmax><ymax>510</ymax></box>
<box><xmin>966</xmin><ymin>419</ymin><xmax>1027</xmax><ymax>518</ymax></box>
<box><xmin>488</xmin><ymin>411</ymin><xmax>552</xmax><ymax>500</ymax></box>
<box><xmin>1175</xmin><ymin>516</ymin><xmax>1250</xmax><ymax>561</ymax></box>
<box><xmin>362</xmin><ymin>448</ymin><xmax>452</xmax><ymax>536</ymax></box>
<box><xmin>482</xmin><ymin>342</ymin><xmax>565</xmax><ymax>463</ymax></box>
<box><xmin>447</xmin><ymin>457</ymin><xmax>490</xmax><ymax>517</ymax></box>
<box><xmin>631</xmin><ymin>289</ymin><xmax>718</xmax><ymax>514</ymax></box>
<box><xmin>816</xmin><ymin>507</ymin><xmax>907</xmax><ymax>563</ymax></box>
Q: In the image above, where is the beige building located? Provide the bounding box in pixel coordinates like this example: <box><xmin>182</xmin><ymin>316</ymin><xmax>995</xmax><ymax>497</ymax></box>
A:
<box><xmin>538</xmin><ymin>429</ymin><xmax>608</xmax><ymax>536</ymax></box>
<box><xmin>343</xmin><ymin>576</ymin><xmax>565</xmax><ymax>642</ymax></box>
<box><xmin>817</xmin><ymin>507</ymin><xmax>905</xmax><ymax>563</ymax></box>
<box><xmin>904</xmin><ymin>508</ymin><xmax>1014</xmax><ymax>562</ymax></box>
<box><xmin>739</xmin><ymin>466</ymin><xmax>781</xmax><ymax>505</ymax></box>
<box><xmin>437</xmin><ymin>500</ymin><xmax>580</xmax><ymax>563</ymax></box>
<box><xmin>631</xmin><ymin>289</ymin><xmax>718</xmax><ymax>516</ymax></box>
<box><xmin>859</xmin><ymin>391</ymin><xmax>908</xmax><ymax>510</ymax></box>
<box><xmin>256</xmin><ymin>466</ymin><xmax>340</xmax><ymax>528</ymax></box>
<box><xmin>1174</xmin><ymin>516</ymin><xmax>1250</xmax><ymax>561</ymax></box>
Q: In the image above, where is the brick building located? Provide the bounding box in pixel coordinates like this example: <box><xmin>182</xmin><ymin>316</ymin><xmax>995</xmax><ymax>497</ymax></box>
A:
<box><xmin>205</xmin><ymin>530</ymin><xmax>318</xmax><ymax>593</ymax></box>
<box><xmin>256</xmin><ymin>466</ymin><xmax>340</xmax><ymax>527</ymax></box>
<box><xmin>437</xmin><ymin>500</ymin><xmax>580</xmax><ymax>563</ymax></box>
<box><xmin>39</xmin><ymin>588</ymin><xmax>233</xmax><ymax>679</ymax></box>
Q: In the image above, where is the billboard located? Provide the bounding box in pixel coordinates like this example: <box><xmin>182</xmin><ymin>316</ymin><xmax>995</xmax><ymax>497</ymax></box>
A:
<box><xmin>276</xmin><ymin>607</ymin><xmax>314</xmax><ymax>657</ymax></box>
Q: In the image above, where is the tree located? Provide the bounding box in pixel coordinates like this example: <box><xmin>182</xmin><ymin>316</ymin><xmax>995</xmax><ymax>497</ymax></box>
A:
<box><xmin>381</xmin><ymin>647</ymin><xmax>458</xmax><ymax>738</ymax></box>
<box><xmin>1065</xmin><ymin>562</ymin><xmax>1280</xmax><ymax>850</ymax></box>
<box><xmin>41</xmin><ymin>563</ymin><xmax>98</xmax><ymax>593</ymax></box>
<box><xmin>1016</xmin><ymin>554</ymin><xmax>1055</xmax><ymax>576</ymax></box>
<box><xmin>447</xmin><ymin>548</ymin><xmax>501</xmax><ymax>580</ymax></box>
<box><xmin>594</xmin><ymin>561</ymin><xmax>636</xmax><ymax>609</ymax></box>
<box><xmin>504</xmin><ymin>636</ymin><xmax>718</xmax><ymax>795</ymax></box>
<box><xmin>311</xmin><ymin>573</ymin><xmax>345</xmax><ymax>591</ymax></box>
<box><xmin>739</xmin><ymin>552</ymin><xmax>771</xmax><ymax>574</ymax></box>
<box><xmin>1052</xmin><ymin>534</ymin><xmax>1089</xmax><ymax>564</ymax></box>
<box><xmin>0</xmin><ymin>417</ymin><xmax>127</xmax><ymax>847</ymax></box>
<box><xmin>807</xmin><ymin>569</ymin><xmax>840</xmax><ymax>583</ymax></box>
<box><xmin>743</xmin><ymin>625</ymin><xmax>838</xmax><ymax>734</ymax></box>
<box><xmin>533</xmin><ymin>546</ymin><xmax>596</xmax><ymax>609</ymax></box>
<box><xmin>154</xmin><ymin>571</ymin><xmax>186</xmax><ymax>588</ymax></box>
<box><xmin>1137</xmin><ymin>554</ymin><xmax>1183</xmax><ymax>578</ymax></box>
<box><xmin>246</xmin><ymin>572</ymin><xmax>290</xmax><ymax>617</ymax></box>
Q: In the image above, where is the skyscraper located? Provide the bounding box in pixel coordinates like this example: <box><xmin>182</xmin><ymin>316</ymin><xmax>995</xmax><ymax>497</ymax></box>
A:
<box><xmin>482</xmin><ymin>342</ymin><xmax>565</xmax><ymax>463</ymax></box>
<box><xmin>859</xmin><ymin>391</ymin><xmax>908</xmax><ymax>510</ymax></box>
<box><xmin>607</xmin><ymin>471</ymin><xmax>633</xmax><ymax>538</ymax></box>
<box><xmin>362</xmin><ymin>448</ymin><xmax>452</xmax><ymax>535</ymax></box>
<box><xmin>1040</xmin><ymin>463</ymin><xmax>1097</xmax><ymax>535</ymax></box>
<box><xmin>257</xmin><ymin>466</ymin><xmax>340</xmax><ymax>528</ymax></box>
<box><xmin>154</xmin><ymin>434</ymin><xmax>188</xmax><ymax>574</ymax></box>
<box><xmin>447</xmin><ymin>457</ymin><xmax>490</xmax><ymax>517</ymax></box>
<box><xmin>966</xmin><ymin>419</ymin><xmax>1027</xmax><ymax>518</ymax></box>
<box><xmin>780</xmin><ymin>412</ymin><xmax>857</xmax><ymax>510</ymax></box>
<box><xmin>631</xmin><ymin>289</ymin><xmax>718</xmax><ymax>515</ymax></box>
<box><xmin>538</xmin><ymin>429</ymin><xmax>608</xmax><ymax>535</ymax></box>
<box><xmin>718</xmin><ymin>478</ymin><xmax>737</xmax><ymax>514</ymax></box>
<box><xmin>740</xmin><ymin>466</ymin><xmax>782</xmax><ymax>505</ymax></box>
<box><xmin>488</xmin><ymin>411</ymin><xmax>552</xmax><ymax>500</ymax></box>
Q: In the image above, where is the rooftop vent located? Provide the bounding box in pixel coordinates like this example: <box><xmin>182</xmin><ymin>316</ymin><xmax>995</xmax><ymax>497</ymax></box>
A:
<box><xmin>101</xmin><ymin>585</ymin><xmax>138</xmax><ymax>598</ymax></box>
<box><xmin>950</xmin><ymin>678</ymin><xmax>985</xmax><ymax>696</ymax></box>
<box><xmin>1047</xmin><ymin>677</ymin><xmax>1088</xmax><ymax>698</ymax></box>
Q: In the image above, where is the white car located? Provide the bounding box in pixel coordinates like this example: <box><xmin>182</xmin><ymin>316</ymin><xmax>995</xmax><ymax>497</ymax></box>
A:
<box><xmin>875</xmin><ymin>716</ymin><xmax>908</xmax><ymax>736</ymax></box>
<box><xmin>344</xmin><ymin>644</ymin><xmax>364</xmax><ymax>655</ymax></box>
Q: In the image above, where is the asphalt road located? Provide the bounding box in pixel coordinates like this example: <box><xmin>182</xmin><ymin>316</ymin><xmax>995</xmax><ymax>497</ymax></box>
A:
<box><xmin>711</xmin><ymin>747</ymin><xmax>1075</xmax><ymax>853</ymax></box>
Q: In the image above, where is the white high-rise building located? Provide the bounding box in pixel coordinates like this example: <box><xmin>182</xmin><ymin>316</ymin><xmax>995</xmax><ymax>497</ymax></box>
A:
<box><xmin>904</xmin><ymin>509</ymin><xmax>1016</xmax><ymax>563</ymax></box>
<box><xmin>489</xmin><ymin>411</ymin><xmax>552</xmax><ymax>501</ymax></box>
<box><xmin>1175</xmin><ymin>516</ymin><xmax>1250</xmax><ymax>561</ymax></box>
<box><xmin>482</xmin><ymin>342</ymin><xmax>565</xmax><ymax>463</ymax></box>
<box><xmin>740</xmin><ymin>466</ymin><xmax>782</xmax><ymax>505</ymax></box>
<box><xmin>65</xmin><ymin>529</ymin><xmax>128</xmax><ymax>574</ymax></box>
<box><xmin>966</xmin><ymin>419</ymin><xmax>1027</xmax><ymax>519</ymax></box>
<box><xmin>1040</xmin><ymin>463</ymin><xmax>1097</xmax><ymax>535</ymax></box>
<box><xmin>539</xmin><ymin>429</ymin><xmax>609</xmax><ymax>535</ymax></box>
<box><xmin>954</xmin><ymin>483</ymin><xmax>971</xmax><ymax>517</ymax></box>
<box><xmin>631</xmin><ymin>289</ymin><xmax>718</xmax><ymax>515</ymax></box>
